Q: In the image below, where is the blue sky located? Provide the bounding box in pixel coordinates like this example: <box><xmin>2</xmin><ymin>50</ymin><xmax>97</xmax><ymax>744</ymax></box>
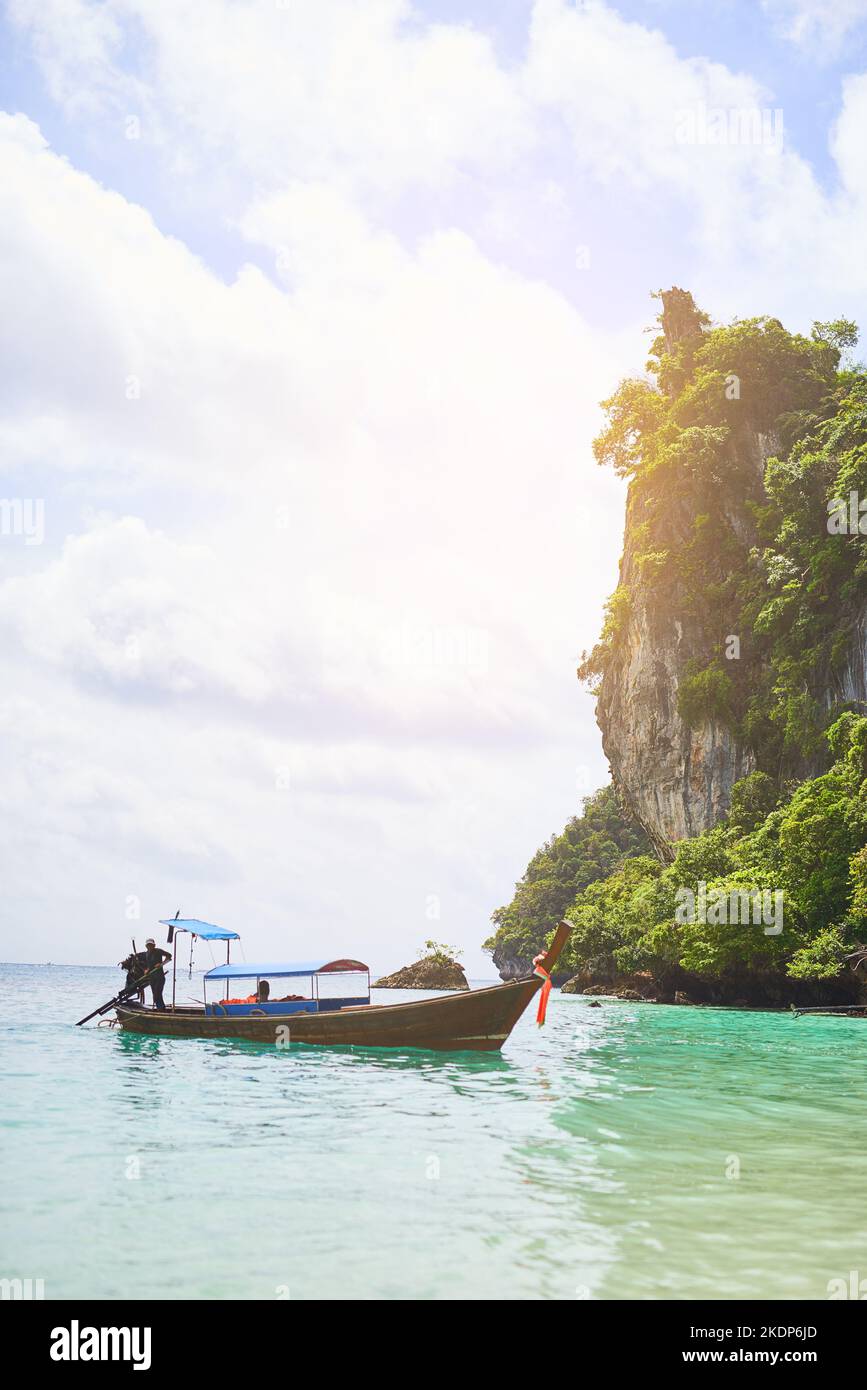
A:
<box><xmin>3</xmin><ymin>0</ymin><xmax>867</xmax><ymax>973</ymax></box>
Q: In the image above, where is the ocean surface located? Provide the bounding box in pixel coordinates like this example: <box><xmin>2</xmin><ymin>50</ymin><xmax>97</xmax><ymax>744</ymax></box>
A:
<box><xmin>3</xmin><ymin>962</ymin><xmax>867</xmax><ymax>1301</ymax></box>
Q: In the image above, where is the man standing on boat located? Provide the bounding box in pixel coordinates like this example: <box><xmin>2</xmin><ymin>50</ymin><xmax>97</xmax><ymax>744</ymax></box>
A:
<box><xmin>142</xmin><ymin>938</ymin><xmax>172</xmax><ymax>1011</ymax></box>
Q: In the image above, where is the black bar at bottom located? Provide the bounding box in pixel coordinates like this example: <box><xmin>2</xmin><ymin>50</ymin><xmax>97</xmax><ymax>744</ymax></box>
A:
<box><xmin>6</xmin><ymin>1297</ymin><xmax>864</xmax><ymax>1374</ymax></box>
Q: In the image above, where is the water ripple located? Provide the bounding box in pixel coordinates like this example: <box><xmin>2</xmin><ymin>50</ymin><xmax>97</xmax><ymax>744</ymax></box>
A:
<box><xmin>3</xmin><ymin>967</ymin><xmax>867</xmax><ymax>1298</ymax></box>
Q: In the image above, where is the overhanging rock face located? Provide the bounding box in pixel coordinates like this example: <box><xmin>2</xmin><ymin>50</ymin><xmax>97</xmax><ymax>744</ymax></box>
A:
<box><xmin>593</xmin><ymin>291</ymin><xmax>794</xmax><ymax>859</ymax></box>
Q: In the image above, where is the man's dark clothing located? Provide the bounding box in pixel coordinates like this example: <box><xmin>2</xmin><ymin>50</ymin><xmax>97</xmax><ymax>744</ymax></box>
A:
<box><xmin>143</xmin><ymin>947</ymin><xmax>171</xmax><ymax>1010</ymax></box>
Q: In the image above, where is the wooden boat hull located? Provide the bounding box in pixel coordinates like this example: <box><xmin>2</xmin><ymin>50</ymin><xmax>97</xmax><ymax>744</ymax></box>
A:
<box><xmin>114</xmin><ymin>921</ymin><xmax>571</xmax><ymax>1054</ymax></box>
<box><xmin>116</xmin><ymin>975</ymin><xmax>541</xmax><ymax>1051</ymax></box>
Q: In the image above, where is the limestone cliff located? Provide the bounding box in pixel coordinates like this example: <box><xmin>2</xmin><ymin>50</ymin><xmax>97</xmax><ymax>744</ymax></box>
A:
<box><xmin>597</xmin><ymin>450</ymin><xmax>766</xmax><ymax>859</ymax></box>
<box><xmin>586</xmin><ymin>289</ymin><xmax>859</xmax><ymax>859</ymax></box>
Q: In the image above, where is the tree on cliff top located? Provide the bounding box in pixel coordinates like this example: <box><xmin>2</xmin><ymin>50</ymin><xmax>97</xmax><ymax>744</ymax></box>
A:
<box><xmin>593</xmin><ymin>290</ymin><xmax>841</xmax><ymax>480</ymax></box>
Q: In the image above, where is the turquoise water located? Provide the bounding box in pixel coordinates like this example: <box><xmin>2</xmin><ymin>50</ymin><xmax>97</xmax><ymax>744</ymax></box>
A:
<box><xmin>3</xmin><ymin>963</ymin><xmax>867</xmax><ymax>1300</ymax></box>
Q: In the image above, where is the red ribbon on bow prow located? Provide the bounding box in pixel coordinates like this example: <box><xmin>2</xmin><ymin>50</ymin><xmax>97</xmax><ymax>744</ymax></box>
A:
<box><xmin>532</xmin><ymin>952</ymin><xmax>552</xmax><ymax>1026</ymax></box>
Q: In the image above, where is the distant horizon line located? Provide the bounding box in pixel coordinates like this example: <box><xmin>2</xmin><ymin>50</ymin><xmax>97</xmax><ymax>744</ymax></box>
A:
<box><xmin>0</xmin><ymin>959</ymin><xmax>500</xmax><ymax>981</ymax></box>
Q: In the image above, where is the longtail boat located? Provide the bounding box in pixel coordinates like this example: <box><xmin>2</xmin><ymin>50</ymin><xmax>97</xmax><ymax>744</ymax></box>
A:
<box><xmin>109</xmin><ymin>918</ymin><xmax>571</xmax><ymax>1053</ymax></box>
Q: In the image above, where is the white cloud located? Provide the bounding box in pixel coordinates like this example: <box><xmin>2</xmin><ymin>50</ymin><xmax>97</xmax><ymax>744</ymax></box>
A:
<box><xmin>525</xmin><ymin>0</ymin><xmax>769</xmax><ymax>188</ymax></box>
<box><xmin>0</xmin><ymin>517</ymin><xmax>281</xmax><ymax>700</ymax></box>
<box><xmin>240</xmin><ymin>183</ymin><xmax>409</xmax><ymax>292</ymax></box>
<box><xmin>7</xmin><ymin>0</ymin><xmax>131</xmax><ymax>116</ymax></box>
<box><xmin>830</xmin><ymin>73</ymin><xmax>867</xmax><ymax>206</ymax></box>
<box><xmin>12</xmin><ymin>0</ymin><xmax>867</xmax><ymax>313</ymax></box>
<box><xmin>9</xmin><ymin>0</ymin><xmax>533</xmax><ymax>193</ymax></box>
<box><xmin>762</xmin><ymin>0</ymin><xmax>867</xmax><ymax>54</ymax></box>
<box><xmin>0</xmin><ymin>103</ymin><xmax>618</xmax><ymax>966</ymax></box>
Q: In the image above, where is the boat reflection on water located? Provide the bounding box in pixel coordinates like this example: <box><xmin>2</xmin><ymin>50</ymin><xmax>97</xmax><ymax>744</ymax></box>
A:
<box><xmin>111</xmin><ymin>1008</ymin><xmax>521</xmax><ymax>1076</ymax></box>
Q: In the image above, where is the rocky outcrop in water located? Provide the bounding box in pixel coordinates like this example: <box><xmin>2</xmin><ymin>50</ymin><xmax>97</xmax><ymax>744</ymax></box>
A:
<box><xmin>561</xmin><ymin>970</ymin><xmax>659</xmax><ymax>1000</ymax></box>
<box><xmin>375</xmin><ymin>957</ymin><xmax>468</xmax><ymax>990</ymax></box>
<box><xmin>560</xmin><ymin>967</ymin><xmax>862</xmax><ymax>1008</ymax></box>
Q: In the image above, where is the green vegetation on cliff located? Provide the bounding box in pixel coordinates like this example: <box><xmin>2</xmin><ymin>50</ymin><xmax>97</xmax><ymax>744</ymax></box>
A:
<box><xmin>483</xmin><ymin>786</ymin><xmax>651</xmax><ymax>967</ymax></box>
<box><xmin>567</xmin><ymin>715</ymin><xmax>867</xmax><ymax>986</ymax></box>
<box><xmin>487</xmin><ymin>716</ymin><xmax>867</xmax><ymax>993</ymax></box>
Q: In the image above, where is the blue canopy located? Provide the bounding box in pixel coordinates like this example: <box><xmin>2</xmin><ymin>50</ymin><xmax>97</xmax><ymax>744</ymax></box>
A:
<box><xmin>205</xmin><ymin>958</ymin><xmax>368</xmax><ymax>980</ymax></box>
<box><xmin>159</xmin><ymin>919</ymin><xmax>240</xmax><ymax>941</ymax></box>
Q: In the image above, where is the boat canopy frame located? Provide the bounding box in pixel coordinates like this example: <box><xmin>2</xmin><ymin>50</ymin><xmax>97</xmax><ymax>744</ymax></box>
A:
<box><xmin>153</xmin><ymin>915</ymin><xmax>371</xmax><ymax>1013</ymax></box>
<box><xmin>158</xmin><ymin>916</ymin><xmax>240</xmax><ymax>1009</ymax></box>
<box><xmin>202</xmin><ymin>959</ymin><xmax>371</xmax><ymax>1015</ymax></box>
<box><xmin>204</xmin><ymin>959</ymin><xmax>368</xmax><ymax>980</ymax></box>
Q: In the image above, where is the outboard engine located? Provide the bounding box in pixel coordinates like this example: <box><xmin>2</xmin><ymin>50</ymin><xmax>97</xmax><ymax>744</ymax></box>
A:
<box><xmin>120</xmin><ymin>951</ymin><xmax>148</xmax><ymax>994</ymax></box>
